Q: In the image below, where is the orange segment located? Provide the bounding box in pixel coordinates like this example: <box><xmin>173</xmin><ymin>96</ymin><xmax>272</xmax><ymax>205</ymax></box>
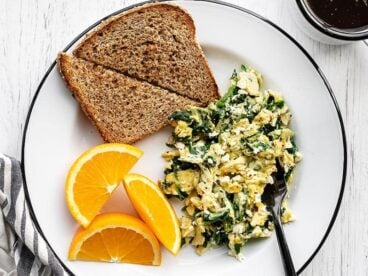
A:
<box><xmin>65</xmin><ymin>144</ymin><xmax>143</xmax><ymax>227</ymax></box>
<box><xmin>68</xmin><ymin>213</ymin><xmax>161</xmax><ymax>265</ymax></box>
<box><xmin>123</xmin><ymin>174</ymin><xmax>181</xmax><ymax>255</ymax></box>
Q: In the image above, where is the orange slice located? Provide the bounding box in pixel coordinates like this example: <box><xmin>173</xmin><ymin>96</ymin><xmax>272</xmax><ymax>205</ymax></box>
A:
<box><xmin>123</xmin><ymin>174</ymin><xmax>181</xmax><ymax>255</ymax></box>
<box><xmin>65</xmin><ymin>143</ymin><xmax>143</xmax><ymax>227</ymax></box>
<box><xmin>68</xmin><ymin>213</ymin><xmax>161</xmax><ymax>265</ymax></box>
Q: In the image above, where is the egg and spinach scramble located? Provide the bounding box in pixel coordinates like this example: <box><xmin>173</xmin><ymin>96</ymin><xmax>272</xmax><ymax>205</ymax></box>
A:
<box><xmin>159</xmin><ymin>65</ymin><xmax>302</xmax><ymax>259</ymax></box>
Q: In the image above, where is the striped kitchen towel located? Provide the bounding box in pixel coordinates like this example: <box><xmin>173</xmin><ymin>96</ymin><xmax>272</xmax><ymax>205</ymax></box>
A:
<box><xmin>0</xmin><ymin>154</ymin><xmax>67</xmax><ymax>276</ymax></box>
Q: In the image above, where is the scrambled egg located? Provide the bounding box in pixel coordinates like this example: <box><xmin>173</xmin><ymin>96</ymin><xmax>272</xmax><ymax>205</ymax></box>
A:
<box><xmin>159</xmin><ymin>65</ymin><xmax>302</xmax><ymax>260</ymax></box>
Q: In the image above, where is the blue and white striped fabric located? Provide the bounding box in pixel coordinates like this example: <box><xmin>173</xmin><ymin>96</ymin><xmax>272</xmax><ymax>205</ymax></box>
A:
<box><xmin>0</xmin><ymin>154</ymin><xmax>67</xmax><ymax>276</ymax></box>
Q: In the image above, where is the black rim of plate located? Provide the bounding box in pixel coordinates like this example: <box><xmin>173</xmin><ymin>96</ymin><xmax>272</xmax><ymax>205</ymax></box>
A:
<box><xmin>20</xmin><ymin>0</ymin><xmax>347</xmax><ymax>275</ymax></box>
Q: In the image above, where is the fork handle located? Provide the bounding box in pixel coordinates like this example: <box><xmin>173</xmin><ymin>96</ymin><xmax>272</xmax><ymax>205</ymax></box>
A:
<box><xmin>271</xmin><ymin>209</ymin><xmax>297</xmax><ymax>276</ymax></box>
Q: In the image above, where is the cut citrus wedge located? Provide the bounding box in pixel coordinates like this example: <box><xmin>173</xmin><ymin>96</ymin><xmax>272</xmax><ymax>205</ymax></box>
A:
<box><xmin>65</xmin><ymin>143</ymin><xmax>143</xmax><ymax>227</ymax></box>
<box><xmin>123</xmin><ymin>174</ymin><xmax>181</xmax><ymax>255</ymax></box>
<box><xmin>68</xmin><ymin>213</ymin><xmax>161</xmax><ymax>265</ymax></box>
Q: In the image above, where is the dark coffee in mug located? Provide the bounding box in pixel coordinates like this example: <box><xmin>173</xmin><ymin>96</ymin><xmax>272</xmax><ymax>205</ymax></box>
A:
<box><xmin>306</xmin><ymin>0</ymin><xmax>368</xmax><ymax>30</ymax></box>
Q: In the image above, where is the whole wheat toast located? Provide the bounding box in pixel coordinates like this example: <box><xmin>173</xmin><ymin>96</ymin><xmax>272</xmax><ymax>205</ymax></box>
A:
<box><xmin>73</xmin><ymin>3</ymin><xmax>219</xmax><ymax>105</ymax></box>
<box><xmin>57</xmin><ymin>53</ymin><xmax>200</xmax><ymax>144</ymax></box>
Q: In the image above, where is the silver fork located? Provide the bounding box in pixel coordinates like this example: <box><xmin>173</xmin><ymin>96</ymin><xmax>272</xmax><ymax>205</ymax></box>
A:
<box><xmin>262</xmin><ymin>160</ymin><xmax>297</xmax><ymax>276</ymax></box>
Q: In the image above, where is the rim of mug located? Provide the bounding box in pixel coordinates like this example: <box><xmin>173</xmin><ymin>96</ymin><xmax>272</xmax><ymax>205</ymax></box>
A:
<box><xmin>296</xmin><ymin>0</ymin><xmax>368</xmax><ymax>41</ymax></box>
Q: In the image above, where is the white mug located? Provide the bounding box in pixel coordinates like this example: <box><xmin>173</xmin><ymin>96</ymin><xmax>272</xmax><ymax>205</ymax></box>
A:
<box><xmin>288</xmin><ymin>0</ymin><xmax>368</xmax><ymax>45</ymax></box>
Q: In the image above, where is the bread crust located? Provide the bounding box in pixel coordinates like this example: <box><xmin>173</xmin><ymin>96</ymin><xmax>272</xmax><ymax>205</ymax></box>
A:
<box><xmin>57</xmin><ymin>53</ymin><xmax>111</xmax><ymax>142</ymax></box>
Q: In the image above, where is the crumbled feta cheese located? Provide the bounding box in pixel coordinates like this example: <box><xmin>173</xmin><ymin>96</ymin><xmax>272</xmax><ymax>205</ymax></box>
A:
<box><xmin>212</xmin><ymin>143</ymin><xmax>225</xmax><ymax>155</ymax></box>
<box><xmin>208</xmin><ymin>131</ymin><xmax>219</xmax><ymax>138</ymax></box>
<box><xmin>233</xmin><ymin>223</ymin><xmax>246</xmax><ymax>234</ymax></box>
<box><xmin>176</xmin><ymin>142</ymin><xmax>185</xmax><ymax>150</ymax></box>
<box><xmin>221</xmin><ymin>153</ymin><xmax>230</xmax><ymax>163</ymax></box>
<box><xmin>237</xmin><ymin>77</ymin><xmax>249</xmax><ymax>90</ymax></box>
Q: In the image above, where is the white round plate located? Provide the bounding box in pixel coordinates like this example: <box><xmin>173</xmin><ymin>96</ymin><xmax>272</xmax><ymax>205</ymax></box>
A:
<box><xmin>22</xmin><ymin>1</ymin><xmax>346</xmax><ymax>275</ymax></box>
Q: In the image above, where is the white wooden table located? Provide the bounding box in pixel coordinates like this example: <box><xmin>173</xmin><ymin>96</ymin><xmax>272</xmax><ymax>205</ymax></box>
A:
<box><xmin>1</xmin><ymin>0</ymin><xmax>367</xmax><ymax>275</ymax></box>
